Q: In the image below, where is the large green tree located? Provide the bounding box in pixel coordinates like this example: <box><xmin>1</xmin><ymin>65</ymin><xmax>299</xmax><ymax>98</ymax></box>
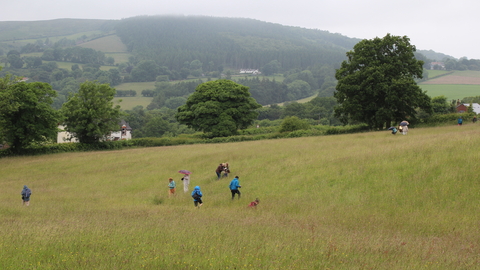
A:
<box><xmin>176</xmin><ymin>79</ymin><xmax>261</xmax><ymax>137</ymax></box>
<box><xmin>334</xmin><ymin>34</ymin><xmax>431</xmax><ymax>129</ymax></box>
<box><xmin>61</xmin><ymin>81</ymin><xmax>122</xmax><ymax>143</ymax></box>
<box><xmin>0</xmin><ymin>73</ymin><xmax>59</xmax><ymax>152</ymax></box>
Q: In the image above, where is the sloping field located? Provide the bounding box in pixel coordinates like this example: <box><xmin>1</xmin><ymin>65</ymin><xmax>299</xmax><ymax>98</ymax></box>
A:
<box><xmin>77</xmin><ymin>34</ymin><xmax>128</xmax><ymax>53</ymax></box>
<box><xmin>421</xmin><ymin>70</ymin><xmax>480</xmax><ymax>85</ymax></box>
<box><xmin>1</xmin><ymin>124</ymin><xmax>480</xmax><ymax>268</ymax></box>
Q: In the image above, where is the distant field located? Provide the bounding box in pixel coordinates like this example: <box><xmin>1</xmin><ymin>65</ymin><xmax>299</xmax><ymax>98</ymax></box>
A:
<box><xmin>114</xmin><ymin>96</ymin><xmax>152</xmax><ymax>110</ymax></box>
<box><xmin>113</xmin><ymin>82</ymin><xmax>157</xmax><ymax>110</ymax></box>
<box><xmin>105</xmin><ymin>52</ymin><xmax>132</xmax><ymax>64</ymax></box>
<box><xmin>425</xmin><ymin>69</ymin><xmax>450</xmax><ymax>79</ymax></box>
<box><xmin>77</xmin><ymin>34</ymin><xmax>128</xmax><ymax>53</ymax></box>
<box><xmin>115</xmin><ymin>82</ymin><xmax>156</xmax><ymax>92</ymax></box>
<box><xmin>420</xmin><ymin>84</ymin><xmax>480</xmax><ymax>100</ymax></box>
<box><xmin>419</xmin><ymin>70</ymin><xmax>480</xmax><ymax>100</ymax></box>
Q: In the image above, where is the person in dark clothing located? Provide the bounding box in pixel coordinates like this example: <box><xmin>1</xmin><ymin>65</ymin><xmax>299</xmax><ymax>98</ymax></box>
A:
<box><xmin>21</xmin><ymin>185</ymin><xmax>32</xmax><ymax>206</ymax></box>
<box><xmin>215</xmin><ymin>164</ymin><xmax>224</xmax><ymax>180</ymax></box>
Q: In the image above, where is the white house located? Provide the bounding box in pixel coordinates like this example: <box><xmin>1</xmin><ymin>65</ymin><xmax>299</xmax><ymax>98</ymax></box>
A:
<box><xmin>57</xmin><ymin>120</ymin><xmax>132</xmax><ymax>143</ymax></box>
<box><xmin>239</xmin><ymin>69</ymin><xmax>260</xmax><ymax>75</ymax></box>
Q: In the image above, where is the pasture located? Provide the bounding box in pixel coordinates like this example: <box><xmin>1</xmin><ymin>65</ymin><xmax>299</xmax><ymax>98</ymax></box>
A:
<box><xmin>114</xmin><ymin>96</ymin><xmax>153</xmax><ymax>110</ymax></box>
<box><xmin>420</xmin><ymin>84</ymin><xmax>480</xmax><ymax>100</ymax></box>
<box><xmin>420</xmin><ymin>70</ymin><xmax>480</xmax><ymax>100</ymax></box>
<box><xmin>1</xmin><ymin>124</ymin><xmax>480</xmax><ymax>269</ymax></box>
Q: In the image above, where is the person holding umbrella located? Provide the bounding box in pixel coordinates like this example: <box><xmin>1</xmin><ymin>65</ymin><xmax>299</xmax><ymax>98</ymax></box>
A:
<box><xmin>399</xmin><ymin>120</ymin><xmax>409</xmax><ymax>135</ymax></box>
<box><xmin>179</xmin><ymin>170</ymin><xmax>191</xmax><ymax>193</ymax></box>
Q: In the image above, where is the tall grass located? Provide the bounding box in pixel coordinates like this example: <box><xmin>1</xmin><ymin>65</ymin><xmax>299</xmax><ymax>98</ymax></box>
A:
<box><xmin>1</xmin><ymin>124</ymin><xmax>480</xmax><ymax>268</ymax></box>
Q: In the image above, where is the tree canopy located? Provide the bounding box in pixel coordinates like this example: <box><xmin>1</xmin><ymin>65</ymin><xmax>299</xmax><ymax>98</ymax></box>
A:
<box><xmin>0</xmin><ymin>73</ymin><xmax>59</xmax><ymax>152</ymax></box>
<box><xmin>334</xmin><ymin>34</ymin><xmax>432</xmax><ymax>129</ymax></box>
<box><xmin>61</xmin><ymin>81</ymin><xmax>122</xmax><ymax>143</ymax></box>
<box><xmin>175</xmin><ymin>79</ymin><xmax>261</xmax><ymax>137</ymax></box>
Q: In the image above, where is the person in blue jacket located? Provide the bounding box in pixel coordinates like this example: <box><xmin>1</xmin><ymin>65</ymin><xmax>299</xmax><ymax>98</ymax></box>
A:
<box><xmin>229</xmin><ymin>176</ymin><xmax>242</xmax><ymax>200</ymax></box>
<box><xmin>458</xmin><ymin>116</ymin><xmax>463</xmax><ymax>126</ymax></box>
<box><xmin>191</xmin><ymin>186</ymin><xmax>203</xmax><ymax>208</ymax></box>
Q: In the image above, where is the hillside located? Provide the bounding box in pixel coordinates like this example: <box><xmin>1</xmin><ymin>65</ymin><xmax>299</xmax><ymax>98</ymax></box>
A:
<box><xmin>0</xmin><ymin>19</ymin><xmax>117</xmax><ymax>41</ymax></box>
<box><xmin>1</xmin><ymin>124</ymin><xmax>479</xmax><ymax>268</ymax></box>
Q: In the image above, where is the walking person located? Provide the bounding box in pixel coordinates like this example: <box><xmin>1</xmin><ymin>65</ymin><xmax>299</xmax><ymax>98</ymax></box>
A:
<box><xmin>191</xmin><ymin>186</ymin><xmax>203</xmax><ymax>208</ymax></box>
<box><xmin>222</xmin><ymin>162</ymin><xmax>230</xmax><ymax>178</ymax></box>
<box><xmin>182</xmin><ymin>174</ymin><xmax>190</xmax><ymax>193</ymax></box>
<box><xmin>473</xmin><ymin>116</ymin><xmax>477</xmax><ymax>123</ymax></box>
<box><xmin>21</xmin><ymin>185</ymin><xmax>32</xmax><ymax>206</ymax></box>
<box><xmin>215</xmin><ymin>163</ymin><xmax>224</xmax><ymax>180</ymax></box>
<box><xmin>458</xmin><ymin>116</ymin><xmax>463</xmax><ymax>126</ymax></box>
<box><xmin>229</xmin><ymin>176</ymin><xmax>242</xmax><ymax>200</ymax></box>
<box><xmin>168</xmin><ymin>178</ymin><xmax>176</xmax><ymax>197</ymax></box>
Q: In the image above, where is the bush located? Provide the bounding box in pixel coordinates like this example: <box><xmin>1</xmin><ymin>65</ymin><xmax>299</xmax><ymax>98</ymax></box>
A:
<box><xmin>279</xmin><ymin>116</ymin><xmax>310</xmax><ymax>133</ymax></box>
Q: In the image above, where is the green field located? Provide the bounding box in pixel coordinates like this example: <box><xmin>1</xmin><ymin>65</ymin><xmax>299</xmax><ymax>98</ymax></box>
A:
<box><xmin>114</xmin><ymin>96</ymin><xmax>153</xmax><ymax>110</ymax></box>
<box><xmin>77</xmin><ymin>35</ymin><xmax>127</xmax><ymax>53</ymax></box>
<box><xmin>420</xmin><ymin>84</ymin><xmax>480</xmax><ymax>100</ymax></box>
<box><xmin>113</xmin><ymin>82</ymin><xmax>156</xmax><ymax>109</ymax></box>
<box><xmin>2</xmin><ymin>124</ymin><xmax>480</xmax><ymax>268</ymax></box>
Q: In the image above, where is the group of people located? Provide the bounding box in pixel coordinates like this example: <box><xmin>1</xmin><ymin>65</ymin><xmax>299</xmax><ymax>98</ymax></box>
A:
<box><xmin>215</xmin><ymin>163</ymin><xmax>230</xmax><ymax>180</ymax></box>
<box><xmin>166</xmin><ymin>163</ymin><xmax>259</xmax><ymax>209</ymax></box>
<box><xmin>168</xmin><ymin>173</ymin><xmax>190</xmax><ymax>197</ymax></box>
<box><xmin>388</xmin><ymin>120</ymin><xmax>409</xmax><ymax>135</ymax></box>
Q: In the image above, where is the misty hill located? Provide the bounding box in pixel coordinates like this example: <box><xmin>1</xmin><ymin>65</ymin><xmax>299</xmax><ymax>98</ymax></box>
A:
<box><xmin>0</xmin><ymin>19</ymin><xmax>117</xmax><ymax>41</ymax></box>
<box><xmin>114</xmin><ymin>15</ymin><xmax>360</xmax><ymax>70</ymax></box>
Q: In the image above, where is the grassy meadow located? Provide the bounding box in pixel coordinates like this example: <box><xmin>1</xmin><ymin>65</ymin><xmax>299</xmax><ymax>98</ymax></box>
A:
<box><xmin>420</xmin><ymin>84</ymin><xmax>480</xmax><ymax>100</ymax></box>
<box><xmin>2</xmin><ymin>124</ymin><xmax>480</xmax><ymax>269</ymax></box>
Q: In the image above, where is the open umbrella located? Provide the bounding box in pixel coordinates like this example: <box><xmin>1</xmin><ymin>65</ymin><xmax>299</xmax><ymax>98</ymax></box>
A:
<box><xmin>178</xmin><ymin>170</ymin><xmax>191</xmax><ymax>175</ymax></box>
<box><xmin>400</xmin><ymin>121</ymin><xmax>409</xmax><ymax>126</ymax></box>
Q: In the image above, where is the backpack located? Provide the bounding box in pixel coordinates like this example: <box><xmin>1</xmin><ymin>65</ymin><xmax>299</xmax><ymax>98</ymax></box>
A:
<box><xmin>24</xmin><ymin>189</ymin><xmax>31</xmax><ymax>197</ymax></box>
<box><xmin>192</xmin><ymin>191</ymin><xmax>201</xmax><ymax>200</ymax></box>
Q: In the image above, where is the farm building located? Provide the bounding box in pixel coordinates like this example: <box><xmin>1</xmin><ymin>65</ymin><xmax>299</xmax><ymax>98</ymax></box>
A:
<box><xmin>430</xmin><ymin>62</ymin><xmax>445</xmax><ymax>70</ymax></box>
<box><xmin>239</xmin><ymin>69</ymin><xmax>260</xmax><ymax>75</ymax></box>
<box><xmin>57</xmin><ymin>120</ymin><xmax>132</xmax><ymax>143</ymax></box>
<box><xmin>456</xmin><ymin>103</ymin><xmax>480</xmax><ymax>114</ymax></box>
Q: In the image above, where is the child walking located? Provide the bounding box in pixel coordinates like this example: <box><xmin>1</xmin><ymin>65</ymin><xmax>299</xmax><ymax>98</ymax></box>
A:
<box><xmin>191</xmin><ymin>186</ymin><xmax>203</xmax><ymax>208</ymax></box>
<box><xmin>168</xmin><ymin>178</ymin><xmax>176</xmax><ymax>197</ymax></box>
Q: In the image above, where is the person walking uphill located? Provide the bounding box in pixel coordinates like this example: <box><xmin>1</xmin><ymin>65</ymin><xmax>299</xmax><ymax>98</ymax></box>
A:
<box><xmin>191</xmin><ymin>186</ymin><xmax>203</xmax><ymax>208</ymax></box>
<box><xmin>168</xmin><ymin>178</ymin><xmax>176</xmax><ymax>197</ymax></box>
<box><xmin>216</xmin><ymin>163</ymin><xmax>224</xmax><ymax>180</ymax></box>
<box><xmin>229</xmin><ymin>176</ymin><xmax>242</xmax><ymax>200</ymax></box>
<box><xmin>182</xmin><ymin>174</ymin><xmax>190</xmax><ymax>193</ymax></box>
<box><xmin>21</xmin><ymin>185</ymin><xmax>32</xmax><ymax>206</ymax></box>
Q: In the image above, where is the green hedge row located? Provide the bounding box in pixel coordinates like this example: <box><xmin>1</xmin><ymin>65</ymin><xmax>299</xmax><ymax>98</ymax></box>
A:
<box><xmin>0</xmin><ymin>124</ymin><xmax>376</xmax><ymax>158</ymax></box>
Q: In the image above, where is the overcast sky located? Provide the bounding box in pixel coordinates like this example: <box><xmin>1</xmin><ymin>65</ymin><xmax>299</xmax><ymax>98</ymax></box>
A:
<box><xmin>3</xmin><ymin>0</ymin><xmax>480</xmax><ymax>59</ymax></box>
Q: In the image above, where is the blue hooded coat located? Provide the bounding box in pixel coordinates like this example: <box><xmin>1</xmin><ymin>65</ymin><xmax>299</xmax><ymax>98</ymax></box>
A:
<box><xmin>191</xmin><ymin>186</ymin><xmax>203</xmax><ymax>201</ymax></box>
<box><xmin>229</xmin><ymin>177</ymin><xmax>240</xmax><ymax>190</ymax></box>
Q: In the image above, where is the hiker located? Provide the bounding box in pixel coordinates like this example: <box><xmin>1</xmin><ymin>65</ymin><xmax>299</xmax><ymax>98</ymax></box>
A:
<box><xmin>191</xmin><ymin>186</ymin><xmax>203</xmax><ymax>208</ymax></box>
<box><xmin>458</xmin><ymin>116</ymin><xmax>463</xmax><ymax>126</ymax></box>
<box><xmin>248</xmin><ymin>198</ymin><xmax>260</xmax><ymax>208</ymax></box>
<box><xmin>168</xmin><ymin>178</ymin><xmax>176</xmax><ymax>197</ymax></box>
<box><xmin>222</xmin><ymin>162</ymin><xmax>230</xmax><ymax>178</ymax></box>
<box><xmin>473</xmin><ymin>116</ymin><xmax>477</xmax><ymax>123</ymax></box>
<box><xmin>182</xmin><ymin>174</ymin><xmax>190</xmax><ymax>193</ymax></box>
<box><xmin>229</xmin><ymin>176</ymin><xmax>242</xmax><ymax>200</ymax></box>
<box><xmin>21</xmin><ymin>185</ymin><xmax>31</xmax><ymax>206</ymax></box>
<box><xmin>399</xmin><ymin>120</ymin><xmax>409</xmax><ymax>135</ymax></box>
<box><xmin>388</xmin><ymin>126</ymin><xmax>397</xmax><ymax>135</ymax></box>
<box><xmin>215</xmin><ymin>163</ymin><xmax>224</xmax><ymax>180</ymax></box>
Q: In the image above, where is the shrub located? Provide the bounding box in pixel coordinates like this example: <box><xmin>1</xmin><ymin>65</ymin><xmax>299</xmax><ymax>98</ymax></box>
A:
<box><xmin>279</xmin><ymin>116</ymin><xmax>310</xmax><ymax>133</ymax></box>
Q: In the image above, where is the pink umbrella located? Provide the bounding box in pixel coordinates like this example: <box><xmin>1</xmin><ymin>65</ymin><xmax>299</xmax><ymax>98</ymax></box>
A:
<box><xmin>178</xmin><ymin>170</ymin><xmax>191</xmax><ymax>175</ymax></box>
